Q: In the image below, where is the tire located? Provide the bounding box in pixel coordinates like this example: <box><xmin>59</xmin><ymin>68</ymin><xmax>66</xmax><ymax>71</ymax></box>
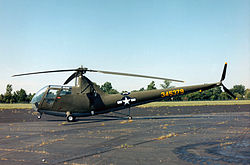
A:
<box><xmin>67</xmin><ymin>115</ymin><xmax>75</xmax><ymax>122</ymax></box>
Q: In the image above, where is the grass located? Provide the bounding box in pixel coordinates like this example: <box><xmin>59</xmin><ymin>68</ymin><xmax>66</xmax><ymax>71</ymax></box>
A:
<box><xmin>0</xmin><ymin>100</ymin><xmax>249</xmax><ymax>110</ymax></box>
<box><xmin>0</xmin><ymin>103</ymin><xmax>32</xmax><ymax>110</ymax></box>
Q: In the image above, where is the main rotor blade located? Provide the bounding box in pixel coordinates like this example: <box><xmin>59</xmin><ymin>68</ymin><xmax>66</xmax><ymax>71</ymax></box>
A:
<box><xmin>222</xmin><ymin>84</ymin><xmax>237</xmax><ymax>99</ymax></box>
<box><xmin>13</xmin><ymin>67</ymin><xmax>184</xmax><ymax>83</ymax></box>
<box><xmin>88</xmin><ymin>70</ymin><xmax>184</xmax><ymax>82</ymax></box>
<box><xmin>12</xmin><ymin>69</ymin><xmax>77</xmax><ymax>77</ymax></box>
<box><xmin>64</xmin><ymin>72</ymin><xmax>77</xmax><ymax>85</ymax></box>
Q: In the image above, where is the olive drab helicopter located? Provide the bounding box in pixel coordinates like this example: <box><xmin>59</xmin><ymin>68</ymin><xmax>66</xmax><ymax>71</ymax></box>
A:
<box><xmin>13</xmin><ymin>63</ymin><xmax>236</xmax><ymax>122</ymax></box>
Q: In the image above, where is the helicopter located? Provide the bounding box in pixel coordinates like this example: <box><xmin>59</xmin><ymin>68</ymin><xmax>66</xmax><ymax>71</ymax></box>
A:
<box><xmin>12</xmin><ymin>62</ymin><xmax>236</xmax><ymax>122</ymax></box>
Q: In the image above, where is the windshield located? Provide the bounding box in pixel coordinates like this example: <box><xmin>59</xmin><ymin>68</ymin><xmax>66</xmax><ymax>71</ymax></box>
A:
<box><xmin>31</xmin><ymin>86</ymin><xmax>48</xmax><ymax>104</ymax></box>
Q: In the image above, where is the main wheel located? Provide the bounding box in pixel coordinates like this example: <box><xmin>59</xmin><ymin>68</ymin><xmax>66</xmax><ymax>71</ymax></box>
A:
<box><xmin>67</xmin><ymin>115</ymin><xmax>75</xmax><ymax>122</ymax></box>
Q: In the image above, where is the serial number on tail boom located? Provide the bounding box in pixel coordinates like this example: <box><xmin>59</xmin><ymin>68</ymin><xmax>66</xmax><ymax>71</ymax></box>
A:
<box><xmin>161</xmin><ymin>89</ymin><xmax>184</xmax><ymax>97</ymax></box>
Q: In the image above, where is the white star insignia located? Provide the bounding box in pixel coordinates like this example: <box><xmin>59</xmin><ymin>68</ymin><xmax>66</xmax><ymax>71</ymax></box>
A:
<box><xmin>117</xmin><ymin>97</ymin><xmax>136</xmax><ymax>106</ymax></box>
<box><xmin>123</xmin><ymin>97</ymin><xmax>130</xmax><ymax>105</ymax></box>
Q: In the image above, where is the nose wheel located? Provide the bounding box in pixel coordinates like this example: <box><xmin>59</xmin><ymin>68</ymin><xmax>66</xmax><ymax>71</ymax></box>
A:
<box><xmin>37</xmin><ymin>112</ymin><xmax>42</xmax><ymax>119</ymax></box>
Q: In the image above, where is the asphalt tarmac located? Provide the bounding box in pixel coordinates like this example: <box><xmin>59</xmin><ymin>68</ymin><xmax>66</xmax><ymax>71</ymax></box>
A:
<box><xmin>0</xmin><ymin>105</ymin><xmax>249</xmax><ymax>165</ymax></box>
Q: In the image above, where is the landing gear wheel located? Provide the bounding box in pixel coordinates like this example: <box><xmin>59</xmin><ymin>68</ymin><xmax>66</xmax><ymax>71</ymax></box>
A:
<box><xmin>37</xmin><ymin>112</ymin><xmax>42</xmax><ymax>119</ymax></box>
<box><xmin>128</xmin><ymin>116</ymin><xmax>132</xmax><ymax>120</ymax></box>
<box><xmin>67</xmin><ymin>115</ymin><xmax>75</xmax><ymax>122</ymax></box>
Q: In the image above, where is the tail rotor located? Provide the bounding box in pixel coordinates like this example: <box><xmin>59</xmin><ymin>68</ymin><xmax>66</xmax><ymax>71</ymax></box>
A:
<box><xmin>220</xmin><ymin>62</ymin><xmax>237</xmax><ymax>100</ymax></box>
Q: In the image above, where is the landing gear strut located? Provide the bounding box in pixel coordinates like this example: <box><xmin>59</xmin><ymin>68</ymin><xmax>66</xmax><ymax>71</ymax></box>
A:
<box><xmin>128</xmin><ymin>107</ymin><xmax>132</xmax><ymax>120</ymax></box>
<box><xmin>112</xmin><ymin>106</ymin><xmax>133</xmax><ymax>120</ymax></box>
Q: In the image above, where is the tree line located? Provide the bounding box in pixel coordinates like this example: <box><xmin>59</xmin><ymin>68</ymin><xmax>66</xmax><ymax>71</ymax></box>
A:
<box><xmin>1</xmin><ymin>81</ymin><xmax>249</xmax><ymax>103</ymax></box>
<box><xmin>0</xmin><ymin>84</ymin><xmax>34</xmax><ymax>103</ymax></box>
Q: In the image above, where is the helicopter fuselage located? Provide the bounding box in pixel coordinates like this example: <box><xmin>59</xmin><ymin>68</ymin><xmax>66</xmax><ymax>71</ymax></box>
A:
<box><xmin>31</xmin><ymin>80</ymin><xmax>220</xmax><ymax>119</ymax></box>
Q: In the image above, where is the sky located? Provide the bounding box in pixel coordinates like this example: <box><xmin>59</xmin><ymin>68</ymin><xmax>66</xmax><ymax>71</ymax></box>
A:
<box><xmin>0</xmin><ymin>0</ymin><xmax>249</xmax><ymax>94</ymax></box>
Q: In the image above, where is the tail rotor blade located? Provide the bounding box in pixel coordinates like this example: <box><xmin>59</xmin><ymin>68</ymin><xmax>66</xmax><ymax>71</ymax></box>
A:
<box><xmin>220</xmin><ymin>62</ymin><xmax>227</xmax><ymax>82</ymax></box>
<box><xmin>222</xmin><ymin>84</ymin><xmax>237</xmax><ymax>99</ymax></box>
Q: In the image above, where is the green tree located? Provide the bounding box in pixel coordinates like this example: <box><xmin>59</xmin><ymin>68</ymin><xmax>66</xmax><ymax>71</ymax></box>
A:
<box><xmin>27</xmin><ymin>93</ymin><xmax>35</xmax><ymax>102</ymax></box>
<box><xmin>12</xmin><ymin>92</ymin><xmax>18</xmax><ymax>103</ymax></box>
<box><xmin>186</xmin><ymin>91</ymin><xmax>202</xmax><ymax>101</ymax></box>
<box><xmin>0</xmin><ymin>94</ymin><xmax>3</xmax><ymax>103</ymax></box>
<box><xmin>16</xmin><ymin>89</ymin><xmax>28</xmax><ymax>103</ymax></box>
<box><xmin>109</xmin><ymin>89</ymin><xmax>119</xmax><ymax>94</ymax></box>
<box><xmin>131</xmin><ymin>87</ymin><xmax>145</xmax><ymax>92</ymax></box>
<box><xmin>208</xmin><ymin>87</ymin><xmax>222</xmax><ymax>100</ymax></box>
<box><xmin>6</xmin><ymin>84</ymin><xmax>12</xmax><ymax>95</ymax></box>
<box><xmin>101</xmin><ymin>82</ymin><xmax>112</xmax><ymax>93</ymax></box>
<box><xmin>218</xmin><ymin>92</ymin><xmax>230</xmax><ymax>100</ymax></box>
<box><xmin>235</xmin><ymin>93</ymin><xmax>243</xmax><ymax>100</ymax></box>
<box><xmin>4</xmin><ymin>84</ymin><xmax>13</xmax><ymax>103</ymax></box>
<box><xmin>245</xmin><ymin>89</ymin><xmax>250</xmax><ymax>99</ymax></box>
<box><xmin>101</xmin><ymin>82</ymin><xmax>119</xmax><ymax>94</ymax></box>
<box><xmin>139</xmin><ymin>87</ymin><xmax>145</xmax><ymax>91</ymax></box>
<box><xmin>204</xmin><ymin>90</ymin><xmax>213</xmax><ymax>100</ymax></box>
<box><xmin>184</xmin><ymin>87</ymin><xmax>222</xmax><ymax>101</ymax></box>
<box><xmin>147</xmin><ymin>81</ymin><xmax>156</xmax><ymax>90</ymax></box>
<box><xmin>230</xmin><ymin>85</ymin><xmax>245</xmax><ymax>97</ymax></box>
<box><xmin>160</xmin><ymin>80</ymin><xmax>174</xmax><ymax>89</ymax></box>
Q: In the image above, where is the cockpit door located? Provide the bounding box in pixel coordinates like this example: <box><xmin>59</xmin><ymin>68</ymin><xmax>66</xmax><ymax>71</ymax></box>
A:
<box><xmin>41</xmin><ymin>88</ymin><xmax>60</xmax><ymax>110</ymax></box>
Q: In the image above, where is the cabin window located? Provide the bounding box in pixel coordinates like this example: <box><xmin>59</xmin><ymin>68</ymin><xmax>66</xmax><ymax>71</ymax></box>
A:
<box><xmin>45</xmin><ymin>89</ymin><xmax>59</xmax><ymax>104</ymax></box>
<box><xmin>60</xmin><ymin>87</ymin><xmax>72</xmax><ymax>96</ymax></box>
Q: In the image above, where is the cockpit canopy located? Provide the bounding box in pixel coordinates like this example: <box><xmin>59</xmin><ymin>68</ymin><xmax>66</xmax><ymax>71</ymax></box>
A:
<box><xmin>31</xmin><ymin>86</ymin><xmax>48</xmax><ymax>104</ymax></box>
<box><xmin>31</xmin><ymin>85</ymin><xmax>72</xmax><ymax>105</ymax></box>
